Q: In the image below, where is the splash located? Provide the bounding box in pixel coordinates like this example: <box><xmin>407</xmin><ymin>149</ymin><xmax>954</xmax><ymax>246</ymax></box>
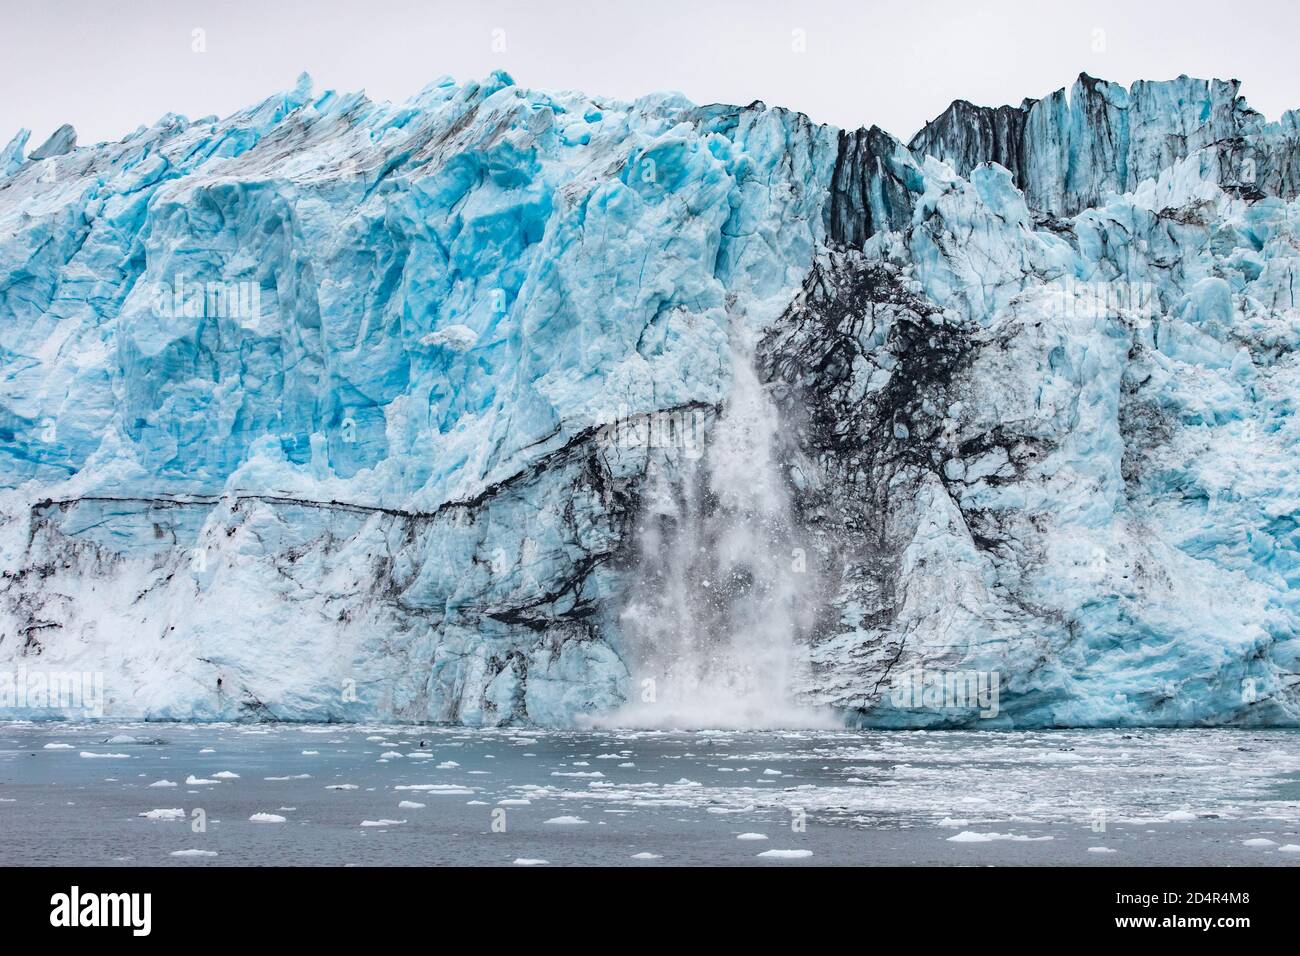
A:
<box><xmin>606</xmin><ymin>333</ymin><xmax>835</xmax><ymax>730</ymax></box>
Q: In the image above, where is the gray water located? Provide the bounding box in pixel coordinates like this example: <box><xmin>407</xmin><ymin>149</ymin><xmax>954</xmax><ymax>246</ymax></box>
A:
<box><xmin>2</xmin><ymin>723</ymin><xmax>1299</xmax><ymax>866</ymax></box>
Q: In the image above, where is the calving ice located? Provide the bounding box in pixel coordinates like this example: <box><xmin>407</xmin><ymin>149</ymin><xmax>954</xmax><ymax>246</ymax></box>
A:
<box><xmin>49</xmin><ymin>886</ymin><xmax>151</xmax><ymax>936</ymax></box>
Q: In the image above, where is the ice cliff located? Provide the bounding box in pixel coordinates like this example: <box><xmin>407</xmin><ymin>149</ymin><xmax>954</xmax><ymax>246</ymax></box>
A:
<box><xmin>2</xmin><ymin>70</ymin><xmax>1298</xmax><ymax>727</ymax></box>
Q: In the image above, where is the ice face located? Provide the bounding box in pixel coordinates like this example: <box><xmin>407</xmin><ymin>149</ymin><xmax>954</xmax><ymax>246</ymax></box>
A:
<box><xmin>0</xmin><ymin>71</ymin><xmax>1297</xmax><ymax>727</ymax></box>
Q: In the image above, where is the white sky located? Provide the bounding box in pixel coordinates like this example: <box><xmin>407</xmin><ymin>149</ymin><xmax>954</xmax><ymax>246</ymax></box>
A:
<box><xmin>2</xmin><ymin>0</ymin><xmax>1297</xmax><ymax>151</ymax></box>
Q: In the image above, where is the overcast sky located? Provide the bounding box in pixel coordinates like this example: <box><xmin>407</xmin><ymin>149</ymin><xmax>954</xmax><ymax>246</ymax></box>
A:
<box><xmin>3</xmin><ymin>0</ymin><xmax>1296</xmax><ymax>151</ymax></box>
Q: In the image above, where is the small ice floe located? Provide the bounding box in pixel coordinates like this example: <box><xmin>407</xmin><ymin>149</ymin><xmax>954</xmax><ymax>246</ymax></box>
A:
<box><xmin>302</xmin><ymin>750</ymin><xmax>320</xmax><ymax>756</ymax></box>
<box><xmin>757</xmin><ymin>849</ymin><xmax>813</xmax><ymax>859</ymax></box>
<box><xmin>149</xmin><ymin>780</ymin><xmax>178</xmax><ymax>788</ymax></box>
<box><xmin>360</xmin><ymin>819</ymin><xmax>406</xmax><ymax>827</ymax></box>
<box><xmin>1243</xmin><ymin>838</ymin><xmax>1276</xmax><ymax>847</ymax></box>
<box><xmin>199</xmin><ymin>748</ymin><xmax>215</xmax><ymax>754</ymax></box>
<box><xmin>43</xmin><ymin>743</ymin><xmax>74</xmax><ymax>750</ymax></box>
<box><xmin>169</xmin><ymin>849</ymin><xmax>217</xmax><ymax>858</ymax></box>
<box><xmin>497</xmin><ymin>798</ymin><xmax>531</xmax><ymax>806</ymax></box>
<box><xmin>618</xmin><ymin>762</ymin><xmax>636</xmax><ymax>768</ymax></box>
<box><xmin>936</xmin><ymin>817</ymin><xmax>969</xmax><ymax>828</ymax></box>
<box><xmin>326</xmin><ymin>784</ymin><xmax>359</xmax><ymax>790</ymax></box>
<box><xmin>394</xmin><ymin>784</ymin><xmax>474</xmax><ymax>795</ymax></box>
<box><xmin>544</xmin><ymin>816</ymin><xmax>588</xmax><ymax>825</ymax></box>
<box><xmin>762</xmin><ymin>769</ymin><xmax>782</xmax><ymax>776</ymax></box>
<box><xmin>250</xmin><ymin>813</ymin><xmax>286</xmax><ymax>823</ymax></box>
<box><xmin>513</xmin><ymin>858</ymin><xmax>548</xmax><ymax>866</ymax></box>
<box><xmin>265</xmin><ymin>774</ymin><xmax>311</xmax><ymax>781</ymax></box>
<box><xmin>398</xmin><ymin>800</ymin><xmax>425</xmax><ymax>809</ymax></box>
<box><xmin>1087</xmin><ymin>847</ymin><xmax>1118</xmax><ymax>854</ymax></box>
<box><xmin>139</xmin><ymin>809</ymin><xmax>185</xmax><ymax>821</ymax></box>
<box><xmin>380</xmin><ymin>752</ymin><xmax>404</xmax><ymax>759</ymax></box>
<box><xmin>436</xmin><ymin>760</ymin><xmax>460</xmax><ymax>769</ymax></box>
<box><xmin>631</xmin><ymin>852</ymin><xmax>662</xmax><ymax>860</ymax></box>
<box><xmin>185</xmin><ymin>775</ymin><xmax>220</xmax><ymax>785</ymax></box>
<box><xmin>551</xmin><ymin>771</ymin><xmax>603</xmax><ymax>778</ymax></box>
<box><xmin>278</xmin><ymin>807</ymin><xmax>296</xmax><ymax>812</ymax></box>
<box><xmin>80</xmin><ymin>752</ymin><xmax>129</xmax><ymax>759</ymax></box>
<box><xmin>1278</xmin><ymin>845</ymin><xmax>1300</xmax><ymax>853</ymax></box>
<box><xmin>212</xmin><ymin>771</ymin><xmax>239</xmax><ymax>779</ymax></box>
<box><xmin>595</xmin><ymin>754</ymin><xmax>624</xmax><ymax>760</ymax></box>
<box><xmin>736</xmin><ymin>833</ymin><xmax>768</xmax><ymax>841</ymax></box>
<box><xmin>947</xmin><ymin>831</ymin><xmax>1054</xmax><ymax>843</ymax></box>
<box><xmin>1162</xmin><ymin>810</ymin><xmax>1197</xmax><ymax>822</ymax></box>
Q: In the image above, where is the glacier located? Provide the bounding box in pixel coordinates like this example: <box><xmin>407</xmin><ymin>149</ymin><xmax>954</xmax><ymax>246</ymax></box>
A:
<box><xmin>1</xmin><ymin>70</ymin><xmax>1298</xmax><ymax>727</ymax></box>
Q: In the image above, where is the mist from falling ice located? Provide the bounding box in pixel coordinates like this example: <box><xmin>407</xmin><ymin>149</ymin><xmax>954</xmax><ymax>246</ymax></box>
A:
<box><xmin>602</xmin><ymin>329</ymin><xmax>837</xmax><ymax>731</ymax></box>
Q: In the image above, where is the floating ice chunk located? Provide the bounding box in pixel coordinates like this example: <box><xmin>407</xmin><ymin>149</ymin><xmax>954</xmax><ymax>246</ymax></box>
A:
<box><xmin>169</xmin><ymin>849</ymin><xmax>218</xmax><ymax>858</ymax></box>
<box><xmin>513</xmin><ymin>858</ymin><xmax>548</xmax><ymax>866</ymax></box>
<box><xmin>80</xmin><ymin>752</ymin><xmax>128</xmax><ymax>759</ymax></box>
<box><xmin>1087</xmin><ymin>847</ymin><xmax>1117</xmax><ymax>854</ymax></box>
<box><xmin>544</xmin><ymin>816</ymin><xmax>588</xmax><ymax>825</ymax></box>
<box><xmin>736</xmin><ymin>833</ymin><xmax>769</xmax><ymax>841</ymax></box>
<box><xmin>250</xmin><ymin>813</ymin><xmax>286</xmax><ymax>823</ymax></box>
<box><xmin>1162</xmin><ymin>810</ymin><xmax>1197</xmax><ymax>822</ymax></box>
<box><xmin>43</xmin><ymin>743</ymin><xmax>73</xmax><ymax>749</ymax></box>
<box><xmin>757</xmin><ymin>849</ymin><xmax>813</xmax><ymax>859</ymax></box>
<box><xmin>397</xmin><ymin>800</ymin><xmax>425</xmax><ymax>809</ymax></box>
<box><xmin>139</xmin><ymin>809</ymin><xmax>185</xmax><ymax>821</ymax></box>
<box><xmin>1278</xmin><ymin>845</ymin><xmax>1300</xmax><ymax>853</ymax></box>
<box><xmin>1242</xmin><ymin>838</ymin><xmax>1276</xmax><ymax>846</ymax></box>
<box><xmin>631</xmin><ymin>852</ymin><xmax>662</xmax><ymax>859</ymax></box>
<box><xmin>437</xmin><ymin>761</ymin><xmax>460</xmax><ymax>769</ymax></box>
<box><xmin>360</xmin><ymin>819</ymin><xmax>406</xmax><ymax>827</ymax></box>
<box><xmin>212</xmin><ymin>771</ymin><xmax>239</xmax><ymax>779</ymax></box>
<box><xmin>149</xmin><ymin>780</ymin><xmax>178</xmax><ymax>788</ymax></box>
<box><xmin>185</xmin><ymin>775</ymin><xmax>219</xmax><ymax>785</ymax></box>
<box><xmin>326</xmin><ymin>784</ymin><xmax>359</xmax><ymax>790</ymax></box>
<box><xmin>947</xmin><ymin>831</ymin><xmax>1053</xmax><ymax>842</ymax></box>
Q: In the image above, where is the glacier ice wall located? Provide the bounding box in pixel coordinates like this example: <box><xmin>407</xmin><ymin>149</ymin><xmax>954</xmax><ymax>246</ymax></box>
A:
<box><xmin>1</xmin><ymin>70</ymin><xmax>1298</xmax><ymax>726</ymax></box>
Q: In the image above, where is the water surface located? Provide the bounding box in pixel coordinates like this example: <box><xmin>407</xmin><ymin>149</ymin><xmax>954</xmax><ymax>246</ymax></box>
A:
<box><xmin>2</xmin><ymin>723</ymin><xmax>1298</xmax><ymax>866</ymax></box>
